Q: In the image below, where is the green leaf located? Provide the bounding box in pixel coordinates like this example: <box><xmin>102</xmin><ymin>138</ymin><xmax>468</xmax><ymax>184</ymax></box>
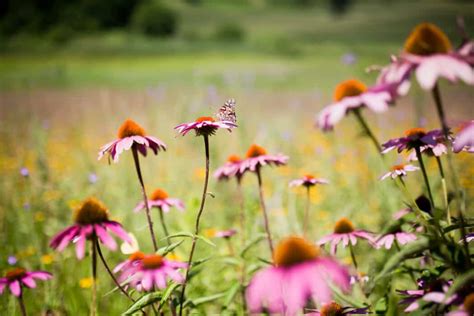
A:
<box><xmin>223</xmin><ymin>283</ymin><xmax>241</xmax><ymax>308</ymax></box>
<box><xmin>195</xmin><ymin>234</ymin><xmax>216</xmax><ymax>247</ymax></box>
<box><xmin>184</xmin><ymin>292</ymin><xmax>227</xmax><ymax>308</ymax></box>
<box><xmin>328</xmin><ymin>282</ymin><xmax>366</xmax><ymax>308</ymax></box>
<box><xmin>122</xmin><ymin>292</ymin><xmax>162</xmax><ymax>315</ymax></box>
<box><xmin>157</xmin><ymin>240</ymin><xmax>184</xmax><ymax>256</ymax></box>
<box><xmin>372</xmin><ymin>238</ymin><xmax>430</xmax><ymax>285</ymax></box>
<box><xmin>158</xmin><ymin>282</ymin><xmax>181</xmax><ymax>309</ymax></box>
<box><xmin>240</xmin><ymin>234</ymin><xmax>266</xmax><ymax>257</ymax></box>
<box><xmin>166</xmin><ymin>232</ymin><xmax>195</xmax><ymax>240</ymax></box>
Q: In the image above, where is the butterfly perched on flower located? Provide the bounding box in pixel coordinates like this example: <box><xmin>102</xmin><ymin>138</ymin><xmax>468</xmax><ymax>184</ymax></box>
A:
<box><xmin>216</xmin><ymin>99</ymin><xmax>237</xmax><ymax>124</ymax></box>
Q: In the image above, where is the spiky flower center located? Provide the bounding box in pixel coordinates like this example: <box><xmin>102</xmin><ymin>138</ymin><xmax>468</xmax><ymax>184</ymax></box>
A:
<box><xmin>195</xmin><ymin>116</ymin><xmax>215</xmax><ymax>123</ymax></box>
<box><xmin>227</xmin><ymin>154</ymin><xmax>242</xmax><ymax>163</ymax></box>
<box><xmin>128</xmin><ymin>251</ymin><xmax>145</xmax><ymax>261</ymax></box>
<box><xmin>246</xmin><ymin>144</ymin><xmax>267</xmax><ymax>158</ymax></box>
<box><xmin>334</xmin><ymin>217</ymin><xmax>355</xmax><ymax>234</ymax></box>
<box><xmin>150</xmin><ymin>189</ymin><xmax>169</xmax><ymax>201</ymax></box>
<box><xmin>390</xmin><ymin>164</ymin><xmax>406</xmax><ymax>171</ymax></box>
<box><xmin>404</xmin><ymin>23</ymin><xmax>452</xmax><ymax>56</ymax></box>
<box><xmin>404</xmin><ymin>127</ymin><xmax>427</xmax><ymax>138</ymax></box>
<box><xmin>320</xmin><ymin>302</ymin><xmax>344</xmax><ymax>316</ymax></box>
<box><xmin>141</xmin><ymin>255</ymin><xmax>165</xmax><ymax>270</ymax></box>
<box><xmin>273</xmin><ymin>236</ymin><xmax>320</xmax><ymax>267</ymax></box>
<box><xmin>74</xmin><ymin>197</ymin><xmax>109</xmax><ymax>225</ymax></box>
<box><xmin>304</xmin><ymin>174</ymin><xmax>315</xmax><ymax>180</ymax></box>
<box><xmin>333</xmin><ymin>79</ymin><xmax>367</xmax><ymax>102</ymax></box>
<box><xmin>117</xmin><ymin>119</ymin><xmax>146</xmax><ymax>139</ymax></box>
<box><xmin>464</xmin><ymin>293</ymin><xmax>474</xmax><ymax>314</ymax></box>
<box><xmin>5</xmin><ymin>267</ymin><xmax>26</xmax><ymax>280</ymax></box>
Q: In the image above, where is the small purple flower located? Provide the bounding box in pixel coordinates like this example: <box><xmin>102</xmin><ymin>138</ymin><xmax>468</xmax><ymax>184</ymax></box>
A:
<box><xmin>239</xmin><ymin>144</ymin><xmax>288</xmax><ymax>175</ymax></box>
<box><xmin>134</xmin><ymin>188</ymin><xmax>184</xmax><ymax>213</ymax></box>
<box><xmin>341</xmin><ymin>52</ymin><xmax>357</xmax><ymax>65</ymax></box>
<box><xmin>7</xmin><ymin>256</ymin><xmax>17</xmax><ymax>265</ymax></box>
<box><xmin>174</xmin><ymin>116</ymin><xmax>236</xmax><ymax>137</ymax></box>
<box><xmin>49</xmin><ymin>198</ymin><xmax>131</xmax><ymax>260</ymax></box>
<box><xmin>453</xmin><ymin>120</ymin><xmax>474</xmax><ymax>153</ymax></box>
<box><xmin>88</xmin><ymin>173</ymin><xmax>98</xmax><ymax>184</ymax></box>
<box><xmin>317</xmin><ymin>218</ymin><xmax>375</xmax><ymax>254</ymax></box>
<box><xmin>206</xmin><ymin>228</ymin><xmax>237</xmax><ymax>239</ymax></box>
<box><xmin>375</xmin><ymin>231</ymin><xmax>417</xmax><ymax>249</ymax></box>
<box><xmin>20</xmin><ymin>167</ymin><xmax>29</xmax><ymax>178</ymax></box>
<box><xmin>98</xmin><ymin>119</ymin><xmax>166</xmax><ymax>163</ymax></box>
<box><xmin>379</xmin><ymin>164</ymin><xmax>420</xmax><ymax>181</ymax></box>
<box><xmin>460</xmin><ymin>233</ymin><xmax>474</xmax><ymax>244</ymax></box>
<box><xmin>289</xmin><ymin>174</ymin><xmax>329</xmax><ymax>188</ymax></box>
<box><xmin>0</xmin><ymin>268</ymin><xmax>52</xmax><ymax>297</ymax></box>
<box><xmin>23</xmin><ymin>203</ymin><xmax>30</xmax><ymax>211</ymax></box>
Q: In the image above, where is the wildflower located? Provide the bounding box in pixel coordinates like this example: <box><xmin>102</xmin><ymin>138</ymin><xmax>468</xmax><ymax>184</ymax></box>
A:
<box><xmin>246</xmin><ymin>237</ymin><xmax>350</xmax><ymax>315</ymax></box>
<box><xmin>397</xmin><ymin>278</ymin><xmax>455</xmax><ymax>312</ymax></box>
<box><xmin>375</xmin><ymin>231</ymin><xmax>417</xmax><ymax>249</ymax></box>
<box><xmin>381</xmin><ymin>128</ymin><xmax>444</xmax><ymax>154</ymax></box>
<box><xmin>289</xmin><ymin>174</ymin><xmax>329</xmax><ymax>188</ymax></box>
<box><xmin>98</xmin><ymin>119</ymin><xmax>166</xmax><ymax>163</ymax></box>
<box><xmin>79</xmin><ymin>277</ymin><xmax>94</xmax><ymax>289</ymax></box>
<box><xmin>309</xmin><ymin>301</ymin><xmax>369</xmax><ymax>315</ymax></box>
<box><xmin>341</xmin><ymin>52</ymin><xmax>357</xmax><ymax>65</ymax></box>
<box><xmin>316</xmin><ymin>79</ymin><xmax>394</xmax><ymax>131</ymax></box>
<box><xmin>214</xmin><ymin>154</ymin><xmax>244</xmax><ymax>181</ymax></box>
<box><xmin>134</xmin><ymin>188</ymin><xmax>184</xmax><ymax>213</ymax></box>
<box><xmin>205</xmin><ymin>228</ymin><xmax>237</xmax><ymax>239</ymax></box>
<box><xmin>121</xmin><ymin>254</ymin><xmax>187</xmax><ymax>292</ymax></box>
<box><xmin>378</xmin><ymin>23</ymin><xmax>474</xmax><ymax>91</ymax></box>
<box><xmin>88</xmin><ymin>173</ymin><xmax>98</xmax><ymax>184</ymax></box>
<box><xmin>7</xmin><ymin>256</ymin><xmax>17</xmax><ymax>265</ymax></box>
<box><xmin>114</xmin><ymin>251</ymin><xmax>146</xmax><ymax>284</ymax></box>
<box><xmin>318</xmin><ymin>218</ymin><xmax>375</xmax><ymax>254</ymax></box>
<box><xmin>49</xmin><ymin>197</ymin><xmax>131</xmax><ymax>259</ymax></box>
<box><xmin>453</xmin><ymin>120</ymin><xmax>474</xmax><ymax>153</ymax></box>
<box><xmin>174</xmin><ymin>116</ymin><xmax>236</xmax><ymax>137</ymax></box>
<box><xmin>41</xmin><ymin>254</ymin><xmax>54</xmax><ymax>265</ymax></box>
<box><xmin>20</xmin><ymin>167</ymin><xmax>29</xmax><ymax>178</ymax></box>
<box><xmin>460</xmin><ymin>233</ymin><xmax>474</xmax><ymax>244</ymax></box>
<box><xmin>0</xmin><ymin>267</ymin><xmax>52</xmax><ymax>297</ymax></box>
<box><xmin>239</xmin><ymin>144</ymin><xmax>288</xmax><ymax>175</ymax></box>
<box><xmin>379</xmin><ymin>164</ymin><xmax>420</xmax><ymax>180</ymax></box>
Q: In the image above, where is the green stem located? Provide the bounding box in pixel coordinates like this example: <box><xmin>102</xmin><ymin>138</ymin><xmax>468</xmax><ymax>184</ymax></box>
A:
<box><xmin>353</xmin><ymin>109</ymin><xmax>382</xmax><ymax>156</ymax></box>
<box><xmin>179</xmin><ymin>135</ymin><xmax>211</xmax><ymax>316</ymax></box>
<box><xmin>158</xmin><ymin>208</ymin><xmax>171</xmax><ymax>247</ymax></box>
<box><xmin>415</xmin><ymin>147</ymin><xmax>435</xmax><ymax>209</ymax></box>
<box><xmin>303</xmin><ymin>187</ymin><xmax>311</xmax><ymax>238</ymax></box>
<box><xmin>348</xmin><ymin>243</ymin><xmax>358</xmax><ymax>269</ymax></box>
<box><xmin>435</xmin><ymin>157</ymin><xmax>451</xmax><ymax>226</ymax></box>
<box><xmin>256</xmin><ymin>167</ymin><xmax>275</xmax><ymax>260</ymax></box>
<box><xmin>18</xmin><ymin>295</ymin><xmax>27</xmax><ymax>316</ymax></box>
<box><xmin>236</xmin><ymin>180</ymin><xmax>247</xmax><ymax>314</ymax></box>
<box><xmin>132</xmin><ymin>146</ymin><xmax>158</xmax><ymax>252</ymax></box>
<box><xmin>394</xmin><ymin>240</ymin><xmax>417</xmax><ymax>284</ymax></box>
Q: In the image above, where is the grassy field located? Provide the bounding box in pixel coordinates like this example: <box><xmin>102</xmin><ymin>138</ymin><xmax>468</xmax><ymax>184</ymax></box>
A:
<box><xmin>0</xmin><ymin>0</ymin><xmax>473</xmax><ymax>315</ymax></box>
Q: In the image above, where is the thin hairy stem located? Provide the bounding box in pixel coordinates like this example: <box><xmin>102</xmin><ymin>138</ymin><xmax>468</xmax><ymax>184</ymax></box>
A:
<box><xmin>158</xmin><ymin>208</ymin><xmax>171</xmax><ymax>247</ymax></box>
<box><xmin>435</xmin><ymin>157</ymin><xmax>451</xmax><ymax>226</ymax></box>
<box><xmin>303</xmin><ymin>187</ymin><xmax>311</xmax><ymax>238</ymax></box>
<box><xmin>18</xmin><ymin>295</ymin><xmax>27</xmax><ymax>316</ymax></box>
<box><xmin>179</xmin><ymin>135</ymin><xmax>210</xmax><ymax>316</ymax></box>
<box><xmin>415</xmin><ymin>147</ymin><xmax>435</xmax><ymax>209</ymax></box>
<box><xmin>256</xmin><ymin>167</ymin><xmax>275</xmax><ymax>260</ymax></box>
<box><xmin>132</xmin><ymin>146</ymin><xmax>158</xmax><ymax>252</ymax></box>
<box><xmin>348</xmin><ymin>243</ymin><xmax>358</xmax><ymax>269</ymax></box>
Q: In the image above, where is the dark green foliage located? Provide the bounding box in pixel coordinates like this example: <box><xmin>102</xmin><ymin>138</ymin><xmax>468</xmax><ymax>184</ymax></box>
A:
<box><xmin>131</xmin><ymin>2</ymin><xmax>178</xmax><ymax>37</ymax></box>
<box><xmin>214</xmin><ymin>23</ymin><xmax>245</xmax><ymax>42</ymax></box>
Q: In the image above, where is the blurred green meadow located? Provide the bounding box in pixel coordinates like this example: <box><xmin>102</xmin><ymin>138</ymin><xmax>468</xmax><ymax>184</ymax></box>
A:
<box><xmin>0</xmin><ymin>0</ymin><xmax>473</xmax><ymax>314</ymax></box>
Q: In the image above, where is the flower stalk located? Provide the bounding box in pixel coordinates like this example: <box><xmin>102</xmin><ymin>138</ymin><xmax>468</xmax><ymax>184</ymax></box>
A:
<box><xmin>132</xmin><ymin>146</ymin><xmax>158</xmax><ymax>252</ymax></box>
<box><xmin>353</xmin><ymin>109</ymin><xmax>382</xmax><ymax>156</ymax></box>
<box><xmin>256</xmin><ymin>167</ymin><xmax>275</xmax><ymax>260</ymax></box>
<box><xmin>18</xmin><ymin>294</ymin><xmax>27</xmax><ymax>316</ymax></box>
<box><xmin>179</xmin><ymin>135</ymin><xmax>211</xmax><ymax>316</ymax></box>
<box><xmin>414</xmin><ymin>146</ymin><xmax>435</xmax><ymax>209</ymax></box>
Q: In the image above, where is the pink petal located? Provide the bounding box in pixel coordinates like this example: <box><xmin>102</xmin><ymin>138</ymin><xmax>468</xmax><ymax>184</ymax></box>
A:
<box><xmin>9</xmin><ymin>280</ymin><xmax>21</xmax><ymax>297</ymax></box>
<box><xmin>95</xmin><ymin>224</ymin><xmax>117</xmax><ymax>250</ymax></box>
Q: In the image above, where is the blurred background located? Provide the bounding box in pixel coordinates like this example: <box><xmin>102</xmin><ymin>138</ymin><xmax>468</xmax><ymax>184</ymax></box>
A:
<box><xmin>0</xmin><ymin>0</ymin><xmax>473</xmax><ymax>314</ymax></box>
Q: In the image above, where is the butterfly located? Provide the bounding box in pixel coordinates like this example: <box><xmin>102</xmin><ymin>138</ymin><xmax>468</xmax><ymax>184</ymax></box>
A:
<box><xmin>216</xmin><ymin>98</ymin><xmax>237</xmax><ymax>124</ymax></box>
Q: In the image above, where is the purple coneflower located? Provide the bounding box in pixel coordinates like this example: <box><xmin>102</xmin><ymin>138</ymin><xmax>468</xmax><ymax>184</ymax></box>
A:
<box><xmin>378</xmin><ymin>23</ymin><xmax>474</xmax><ymax>91</ymax></box>
<box><xmin>99</xmin><ymin>119</ymin><xmax>167</xmax><ymax>252</ymax></box>
<box><xmin>0</xmin><ymin>267</ymin><xmax>52</xmax><ymax>315</ymax></box>
<box><xmin>375</xmin><ymin>231</ymin><xmax>417</xmax><ymax>249</ymax></box>
<box><xmin>447</xmin><ymin>293</ymin><xmax>474</xmax><ymax>316</ymax></box>
<box><xmin>98</xmin><ymin>119</ymin><xmax>166</xmax><ymax>163</ymax></box>
<box><xmin>246</xmin><ymin>237</ymin><xmax>350</xmax><ymax>315</ymax></box>
<box><xmin>290</xmin><ymin>174</ymin><xmax>329</xmax><ymax>238</ymax></box>
<box><xmin>318</xmin><ymin>218</ymin><xmax>374</xmax><ymax>269</ymax></box>
<box><xmin>381</xmin><ymin>128</ymin><xmax>444</xmax><ymax>155</ymax></box>
<box><xmin>50</xmin><ymin>198</ymin><xmax>131</xmax><ymax>259</ymax></box>
<box><xmin>174</xmin><ymin>116</ymin><xmax>236</xmax><ymax>137</ymax></box>
<box><xmin>308</xmin><ymin>301</ymin><xmax>369</xmax><ymax>315</ymax></box>
<box><xmin>175</xmin><ymin>114</ymin><xmax>236</xmax><ymax>316</ymax></box>
<box><xmin>121</xmin><ymin>254</ymin><xmax>187</xmax><ymax>292</ymax></box>
<box><xmin>453</xmin><ymin>120</ymin><xmax>474</xmax><ymax>153</ymax></box>
<box><xmin>134</xmin><ymin>188</ymin><xmax>184</xmax><ymax>214</ymax></box>
<box><xmin>214</xmin><ymin>154</ymin><xmax>244</xmax><ymax>181</ymax></box>
<box><xmin>206</xmin><ymin>228</ymin><xmax>237</xmax><ymax>239</ymax></box>
<box><xmin>379</xmin><ymin>164</ymin><xmax>419</xmax><ymax>181</ymax></box>
<box><xmin>114</xmin><ymin>251</ymin><xmax>146</xmax><ymax>285</ymax></box>
<box><xmin>397</xmin><ymin>278</ymin><xmax>456</xmax><ymax>312</ymax></box>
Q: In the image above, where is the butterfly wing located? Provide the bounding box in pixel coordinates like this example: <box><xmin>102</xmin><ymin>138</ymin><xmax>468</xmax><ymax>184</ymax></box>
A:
<box><xmin>216</xmin><ymin>99</ymin><xmax>237</xmax><ymax>123</ymax></box>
